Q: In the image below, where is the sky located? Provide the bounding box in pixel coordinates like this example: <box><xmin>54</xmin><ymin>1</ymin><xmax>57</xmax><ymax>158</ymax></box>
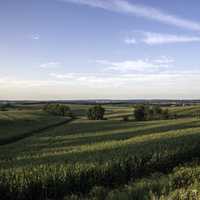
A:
<box><xmin>1</xmin><ymin>0</ymin><xmax>200</xmax><ymax>100</ymax></box>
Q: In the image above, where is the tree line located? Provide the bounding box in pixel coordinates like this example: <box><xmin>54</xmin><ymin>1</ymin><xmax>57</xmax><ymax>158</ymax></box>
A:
<box><xmin>43</xmin><ymin>104</ymin><xmax>73</xmax><ymax>117</ymax></box>
<box><xmin>134</xmin><ymin>105</ymin><xmax>170</xmax><ymax>121</ymax></box>
<box><xmin>43</xmin><ymin>103</ymin><xmax>174</xmax><ymax>121</ymax></box>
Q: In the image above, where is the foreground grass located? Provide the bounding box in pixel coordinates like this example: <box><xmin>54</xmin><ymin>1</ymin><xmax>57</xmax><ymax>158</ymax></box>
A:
<box><xmin>80</xmin><ymin>162</ymin><xmax>200</xmax><ymax>200</ymax></box>
<box><xmin>1</xmin><ymin>140</ymin><xmax>200</xmax><ymax>200</ymax></box>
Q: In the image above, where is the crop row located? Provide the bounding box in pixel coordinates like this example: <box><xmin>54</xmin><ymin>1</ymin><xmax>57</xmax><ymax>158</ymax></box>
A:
<box><xmin>1</xmin><ymin>143</ymin><xmax>200</xmax><ymax>200</ymax></box>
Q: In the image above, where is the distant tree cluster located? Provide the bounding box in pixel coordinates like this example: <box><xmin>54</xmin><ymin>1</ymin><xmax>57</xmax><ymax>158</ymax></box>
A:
<box><xmin>134</xmin><ymin>105</ymin><xmax>170</xmax><ymax>121</ymax></box>
<box><xmin>122</xmin><ymin>116</ymin><xmax>129</xmax><ymax>122</ymax></box>
<box><xmin>0</xmin><ymin>103</ymin><xmax>14</xmax><ymax>111</ymax></box>
<box><xmin>43</xmin><ymin>104</ymin><xmax>72</xmax><ymax>117</ymax></box>
<box><xmin>87</xmin><ymin>105</ymin><xmax>105</xmax><ymax>120</ymax></box>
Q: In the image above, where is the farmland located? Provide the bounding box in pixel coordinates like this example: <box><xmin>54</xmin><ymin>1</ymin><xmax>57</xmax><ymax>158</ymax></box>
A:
<box><xmin>1</xmin><ymin>103</ymin><xmax>200</xmax><ymax>199</ymax></box>
<box><xmin>0</xmin><ymin>110</ymin><xmax>70</xmax><ymax>145</ymax></box>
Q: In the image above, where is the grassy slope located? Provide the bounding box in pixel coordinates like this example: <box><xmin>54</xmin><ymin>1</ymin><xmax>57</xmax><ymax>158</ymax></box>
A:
<box><xmin>1</xmin><ymin>105</ymin><xmax>200</xmax><ymax>199</ymax></box>
<box><xmin>1</xmin><ymin>116</ymin><xmax>200</xmax><ymax>169</ymax></box>
<box><xmin>0</xmin><ymin>110</ymin><xmax>69</xmax><ymax>145</ymax></box>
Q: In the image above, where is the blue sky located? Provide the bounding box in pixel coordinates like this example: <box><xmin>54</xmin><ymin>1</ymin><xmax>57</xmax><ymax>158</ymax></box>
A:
<box><xmin>1</xmin><ymin>0</ymin><xmax>200</xmax><ymax>100</ymax></box>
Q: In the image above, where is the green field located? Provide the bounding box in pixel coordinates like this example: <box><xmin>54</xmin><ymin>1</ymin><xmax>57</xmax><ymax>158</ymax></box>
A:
<box><xmin>0</xmin><ymin>110</ymin><xmax>70</xmax><ymax>145</ymax></box>
<box><xmin>1</xmin><ymin>104</ymin><xmax>200</xmax><ymax>200</ymax></box>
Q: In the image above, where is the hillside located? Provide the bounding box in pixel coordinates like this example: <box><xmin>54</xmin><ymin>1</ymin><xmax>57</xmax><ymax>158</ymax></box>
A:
<box><xmin>1</xmin><ymin>104</ymin><xmax>200</xmax><ymax>199</ymax></box>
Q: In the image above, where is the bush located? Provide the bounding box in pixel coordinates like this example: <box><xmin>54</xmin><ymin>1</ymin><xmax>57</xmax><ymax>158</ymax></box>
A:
<box><xmin>122</xmin><ymin>116</ymin><xmax>129</xmax><ymax>122</ymax></box>
<box><xmin>43</xmin><ymin>104</ymin><xmax>72</xmax><ymax>117</ymax></box>
<box><xmin>0</xmin><ymin>103</ymin><xmax>14</xmax><ymax>111</ymax></box>
<box><xmin>134</xmin><ymin>105</ymin><xmax>171</xmax><ymax>121</ymax></box>
<box><xmin>134</xmin><ymin>105</ymin><xmax>147</xmax><ymax>121</ymax></box>
<box><xmin>89</xmin><ymin>186</ymin><xmax>108</xmax><ymax>200</ymax></box>
<box><xmin>87</xmin><ymin>105</ymin><xmax>105</xmax><ymax>120</ymax></box>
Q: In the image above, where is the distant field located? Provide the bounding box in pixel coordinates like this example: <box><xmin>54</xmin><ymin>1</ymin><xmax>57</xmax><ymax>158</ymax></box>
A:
<box><xmin>170</xmin><ymin>105</ymin><xmax>200</xmax><ymax>118</ymax></box>
<box><xmin>1</xmin><ymin>104</ymin><xmax>200</xmax><ymax>199</ymax></box>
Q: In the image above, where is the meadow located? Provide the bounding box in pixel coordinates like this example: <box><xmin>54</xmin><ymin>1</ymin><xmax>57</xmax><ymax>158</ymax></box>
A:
<box><xmin>0</xmin><ymin>109</ymin><xmax>70</xmax><ymax>145</ymax></box>
<box><xmin>1</xmin><ymin>103</ymin><xmax>200</xmax><ymax>200</ymax></box>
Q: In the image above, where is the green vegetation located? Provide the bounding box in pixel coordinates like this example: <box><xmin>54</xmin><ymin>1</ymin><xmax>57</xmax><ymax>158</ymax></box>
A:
<box><xmin>1</xmin><ymin>103</ymin><xmax>200</xmax><ymax>199</ymax></box>
<box><xmin>134</xmin><ymin>105</ymin><xmax>170</xmax><ymax>121</ymax></box>
<box><xmin>43</xmin><ymin>104</ymin><xmax>73</xmax><ymax>117</ymax></box>
<box><xmin>74</xmin><ymin>162</ymin><xmax>200</xmax><ymax>200</ymax></box>
<box><xmin>0</xmin><ymin>110</ymin><xmax>70</xmax><ymax>145</ymax></box>
<box><xmin>0</xmin><ymin>103</ymin><xmax>15</xmax><ymax>111</ymax></box>
<box><xmin>87</xmin><ymin>105</ymin><xmax>105</xmax><ymax>120</ymax></box>
<box><xmin>170</xmin><ymin>105</ymin><xmax>200</xmax><ymax>118</ymax></box>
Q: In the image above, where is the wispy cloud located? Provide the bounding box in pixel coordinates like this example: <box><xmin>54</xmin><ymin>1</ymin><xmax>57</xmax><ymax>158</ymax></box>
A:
<box><xmin>31</xmin><ymin>33</ymin><xmax>40</xmax><ymax>40</ymax></box>
<box><xmin>49</xmin><ymin>70</ymin><xmax>200</xmax><ymax>99</ymax></box>
<box><xmin>142</xmin><ymin>32</ymin><xmax>200</xmax><ymax>45</ymax></box>
<box><xmin>153</xmin><ymin>56</ymin><xmax>174</xmax><ymax>64</ymax></box>
<box><xmin>95</xmin><ymin>57</ymin><xmax>172</xmax><ymax>72</ymax></box>
<box><xmin>61</xmin><ymin>0</ymin><xmax>200</xmax><ymax>31</ymax></box>
<box><xmin>2</xmin><ymin>70</ymin><xmax>200</xmax><ymax>89</ymax></box>
<box><xmin>39</xmin><ymin>62</ymin><xmax>62</xmax><ymax>69</ymax></box>
<box><xmin>124</xmin><ymin>31</ymin><xmax>200</xmax><ymax>45</ymax></box>
<box><xmin>2</xmin><ymin>69</ymin><xmax>200</xmax><ymax>99</ymax></box>
<box><xmin>124</xmin><ymin>37</ymin><xmax>137</xmax><ymax>44</ymax></box>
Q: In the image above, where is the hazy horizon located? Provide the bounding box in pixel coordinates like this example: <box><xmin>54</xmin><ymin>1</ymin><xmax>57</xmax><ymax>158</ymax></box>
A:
<box><xmin>1</xmin><ymin>0</ymin><xmax>200</xmax><ymax>100</ymax></box>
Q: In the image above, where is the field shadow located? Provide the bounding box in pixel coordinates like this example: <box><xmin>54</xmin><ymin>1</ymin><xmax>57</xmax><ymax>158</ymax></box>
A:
<box><xmin>6</xmin><ymin>129</ymin><xmax>200</xmax><ymax>169</ymax></box>
<box><xmin>32</xmin><ymin>119</ymin><xmax>200</xmax><ymax>150</ymax></box>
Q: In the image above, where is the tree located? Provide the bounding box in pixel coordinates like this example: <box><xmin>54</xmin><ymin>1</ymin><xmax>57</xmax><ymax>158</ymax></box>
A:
<box><xmin>87</xmin><ymin>105</ymin><xmax>105</xmax><ymax>120</ymax></box>
<box><xmin>43</xmin><ymin>104</ymin><xmax>72</xmax><ymax>117</ymax></box>
<box><xmin>59</xmin><ymin>104</ymin><xmax>72</xmax><ymax>117</ymax></box>
<box><xmin>0</xmin><ymin>102</ymin><xmax>14</xmax><ymax>111</ymax></box>
<box><xmin>134</xmin><ymin>105</ymin><xmax>171</xmax><ymax>121</ymax></box>
<box><xmin>162</xmin><ymin>108</ymin><xmax>170</xmax><ymax>119</ymax></box>
<box><xmin>153</xmin><ymin>105</ymin><xmax>162</xmax><ymax>115</ymax></box>
<box><xmin>122</xmin><ymin>116</ymin><xmax>129</xmax><ymax>122</ymax></box>
<box><xmin>134</xmin><ymin>105</ymin><xmax>147</xmax><ymax>121</ymax></box>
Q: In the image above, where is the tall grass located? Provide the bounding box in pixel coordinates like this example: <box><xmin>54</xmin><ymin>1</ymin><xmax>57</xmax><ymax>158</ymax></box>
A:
<box><xmin>1</xmin><ymin>142</ymin><xmax>200</xmax><ymax>200</ymax></box>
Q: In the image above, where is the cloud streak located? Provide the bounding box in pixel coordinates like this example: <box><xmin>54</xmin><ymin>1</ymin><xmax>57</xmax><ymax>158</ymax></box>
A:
<box><xmin>2</xmin><ymin>69</ymin><xmax>200</xmax><ymax>99</ymax></box>
<box><xmin>95</xmin><ymin>57</ymin><xmax>172</xmax><ymax>72</ymax></box>
<box><xmin>142</xmin><ymin>32</ymin><xmax>200</xmax><ymax>45</ymax></box>
<box><xmin>124</xmin><ymin>37</ymin><xmax>137</xmax><ymax>44</ymax></box>
<box><xmin>40</xmin><ymin>62</ymin><xmax>62</xmax><ymax>69</ymax></box>
<box><xmin>61</xmin><ymin>0</ymin><xmax>200</xmax><ymax>31</ymax></box>
<box><xmin>124</xmin><ymin>31</ymin><xmax>200</xmax><ymax>45</ymax></box>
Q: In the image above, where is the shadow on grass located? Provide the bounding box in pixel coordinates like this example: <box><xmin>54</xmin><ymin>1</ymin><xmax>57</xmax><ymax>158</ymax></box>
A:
<box><xmin>0</xmin><ymin>118</ymin><xmax>73</xmax><ymax>146</ymax></box>
<box><xmin>29</xmin><ymin>119</ymin><xmax>200</xmax><ymax>150</ymax></box>
<box><xmin>4</xmin><ymin>127</ymin><xmax>200</xmax><ymax>169</ymax></box>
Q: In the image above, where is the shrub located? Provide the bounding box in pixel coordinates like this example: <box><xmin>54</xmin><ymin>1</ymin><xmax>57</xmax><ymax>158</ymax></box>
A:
<box><xmin>0</xmin><ymin>103</ymin><xmax>14</xmax><ymax>111</ymax></box>
<box><xmin>43</xmin><ymin>104</ymin><xmax>72</xmax><ymax>117</ymax></box>
<box><xmin>122</xmin><ymin>116</ymin><xmax>129</xmax><ymax>122</ymax></box>
<box><xmin>89</xmin><ymin>186</ymin><xmax>108</xmax><ymax>200</ymax></box>
<box><xmin>134</xmin><ymin>105</ymin><xmax>147</xmax><ymax>121</ymax></box>
<box><xmin>162</xmin><ymin>109</ymin><xmax>170</xmax><ymax>119</ymax></box>
<box><xmin>134</xmin><ymin>105</ymin><xmax>171</xmax><ymax>121</ymax></box>
<box><xmin>87</xmin><ymin>105</ymin><xmax>105</xmax><ymax>120</ymax></box>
